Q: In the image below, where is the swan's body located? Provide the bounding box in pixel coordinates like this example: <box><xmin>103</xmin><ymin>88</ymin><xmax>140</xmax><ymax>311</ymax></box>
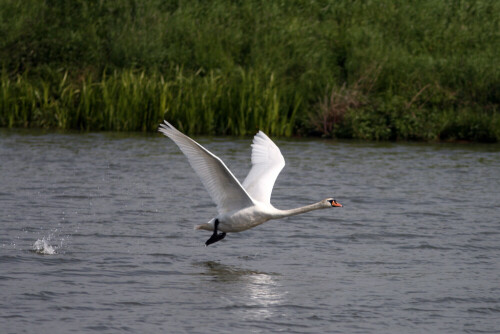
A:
<box><xmin>159</xmin><ymin>120</ymin><xmax>342</xmax><ymax>245</ymax></box>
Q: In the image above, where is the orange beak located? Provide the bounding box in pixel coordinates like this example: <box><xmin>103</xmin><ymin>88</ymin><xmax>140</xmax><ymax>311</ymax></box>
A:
<box><xmin>331</xmin><ymin>200</ymin><xmax>343</xmax><ymax>207</ymax></box>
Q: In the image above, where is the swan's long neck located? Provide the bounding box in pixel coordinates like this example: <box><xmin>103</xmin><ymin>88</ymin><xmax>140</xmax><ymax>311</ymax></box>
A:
<box><xmin>273</xmin><ymin>201</ymin><xmax>326</xmax><ymax>219</ymax></box>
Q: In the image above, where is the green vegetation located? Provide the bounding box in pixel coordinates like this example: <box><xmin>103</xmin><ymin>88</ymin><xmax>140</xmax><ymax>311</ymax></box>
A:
<box><xmin>0</xmin><ymin>69</ymin><xmax>298</xmax><ymax>135</ymax></box>
<box><xmin>1</xmin><ymin>0</ymin><xmax>499</xmax><ymax>141</ymax></box>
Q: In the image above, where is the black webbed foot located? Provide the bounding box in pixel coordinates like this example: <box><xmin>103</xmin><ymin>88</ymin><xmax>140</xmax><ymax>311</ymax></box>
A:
<box><xmin>205</xmin><ymin>219</ymin><xmax>226</xmax><ymax>246</ymax></box>
<box><xmin>205</xmin><ymin>232</ymin><xmax>226</xmax><ymax>246</ymax></box>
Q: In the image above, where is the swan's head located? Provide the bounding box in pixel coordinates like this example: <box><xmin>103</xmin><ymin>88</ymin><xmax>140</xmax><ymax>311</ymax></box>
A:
<box><xmin>325</xmin><ymin>198</ymin><xmax>343</xmax><ymax>208</ymax></box>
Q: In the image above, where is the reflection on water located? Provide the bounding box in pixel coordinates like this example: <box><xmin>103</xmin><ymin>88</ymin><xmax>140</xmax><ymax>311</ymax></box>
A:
<box><xmin>195</xmin><ymin>261</ymin><xmax>285</xmax><ymax>320</ymax></box>
<box><xmin>245</xmin><ymin>272</ymin><xmax>283</xmax><ymax>320</ymax></box>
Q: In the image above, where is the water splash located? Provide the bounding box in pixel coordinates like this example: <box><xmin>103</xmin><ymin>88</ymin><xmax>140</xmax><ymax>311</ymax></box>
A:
<box><xmin>32</xmin><ymin>238</ymin><xmax>56</xmax><ymax>255</ymax></box>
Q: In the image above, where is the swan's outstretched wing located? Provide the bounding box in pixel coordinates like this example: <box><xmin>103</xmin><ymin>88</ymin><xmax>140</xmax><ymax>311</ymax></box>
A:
<box><xmin>159</xmin><ymin>121</ymin><xmax>254</xmax><ymax>214</ymax></box>
<box><xmin>242</xmin><ymin>131</ymin><xmax>285</xmax><ymax>204</ymax></box>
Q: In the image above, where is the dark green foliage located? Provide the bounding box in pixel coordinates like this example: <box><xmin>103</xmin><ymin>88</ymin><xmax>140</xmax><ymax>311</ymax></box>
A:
<box><xmin>0</xmin><ymin>0</ymin><xmax>499</xmax><ymax>141</ymax></box>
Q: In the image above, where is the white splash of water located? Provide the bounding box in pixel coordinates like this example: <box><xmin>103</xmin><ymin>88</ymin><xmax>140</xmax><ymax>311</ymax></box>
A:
<box><xmin>32</xmin><ymin>238</ymin><xmax>56</xmax><ymax>255</ymax></box>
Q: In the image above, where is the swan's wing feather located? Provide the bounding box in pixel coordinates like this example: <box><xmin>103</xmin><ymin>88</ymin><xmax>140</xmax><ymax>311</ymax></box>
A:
<box><xmin>242</xmin><ymin>131</ymin><xmax>285</xmax><ymax>204</ymax></box>
<box><xmin>159</xmin><ymin>121</ymin><xmax>254</xmax><ymax>214</ymax></box>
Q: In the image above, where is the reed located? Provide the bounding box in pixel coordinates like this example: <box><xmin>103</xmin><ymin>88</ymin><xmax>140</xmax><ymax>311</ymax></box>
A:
<box><xmin>0</xmin><ymin>68</ymin><xmax>299</xmax><ymax>136</ymax></box>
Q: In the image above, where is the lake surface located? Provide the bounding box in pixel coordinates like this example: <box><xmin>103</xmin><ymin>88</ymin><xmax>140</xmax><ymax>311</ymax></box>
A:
<box><xmin>1</xmin><ymin>129</ymin><xmax>500</xmax><ymax>333</ymax></box>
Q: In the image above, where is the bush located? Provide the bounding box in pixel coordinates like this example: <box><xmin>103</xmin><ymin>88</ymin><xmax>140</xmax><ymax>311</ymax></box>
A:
<box><xmin>1</xmin><ymin>0</ymin><xmax>499</xmax><ymax>141</ymax></box>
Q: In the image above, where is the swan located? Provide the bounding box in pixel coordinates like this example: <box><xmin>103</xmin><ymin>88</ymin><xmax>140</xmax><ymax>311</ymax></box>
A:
<box><xmin>159</xmin><ymin>120</ymin><xmax>342</xmax><ymax>246</ymax></box>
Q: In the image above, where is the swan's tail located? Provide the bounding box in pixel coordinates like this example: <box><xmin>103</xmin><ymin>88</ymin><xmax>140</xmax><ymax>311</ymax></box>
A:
<box><xmin>194</xmin><ymin>218</ymin><xmax>215</xmax><ymax>231</ymax></box>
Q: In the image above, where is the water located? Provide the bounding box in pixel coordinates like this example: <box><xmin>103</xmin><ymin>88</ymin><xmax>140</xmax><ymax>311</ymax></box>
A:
<box><xmin>1</xmin><ymin>129</ymin><xmax>500</xmax><ymax>333</ymax></box>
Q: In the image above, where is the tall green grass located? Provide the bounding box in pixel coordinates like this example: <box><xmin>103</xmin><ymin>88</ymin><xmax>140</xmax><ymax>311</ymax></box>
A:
<box><xmin>0</xmin><ymin>68</ymin><xmax>298</xmax><ymax>136</ymax></box>
<box><xmin>0</xmin><ymin>0</ymin><xmax>499</xmax><ymax>141</ymax></box>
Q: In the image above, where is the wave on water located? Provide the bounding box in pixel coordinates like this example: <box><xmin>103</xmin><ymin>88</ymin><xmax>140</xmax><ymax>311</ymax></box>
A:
<box><xmin>32</xmin><ymin>238</ymin><xmax>56</xmax><ymax>255</ymax></box>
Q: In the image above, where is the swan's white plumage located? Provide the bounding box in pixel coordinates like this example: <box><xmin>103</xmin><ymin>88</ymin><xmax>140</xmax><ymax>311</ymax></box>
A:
<box><xmin>242</xmin><ymin>131</ymin><xmax>285</xmax><ymax>204</ymax></box>
<box><xmin>159</xmin><ymin>120</ymin><xmax>341</xmax><ymax>237</ymax></box>
<box><xmin>158</xmin><ymin>121</ymin><xmax>254</xmax><ymax>214</ymax></box>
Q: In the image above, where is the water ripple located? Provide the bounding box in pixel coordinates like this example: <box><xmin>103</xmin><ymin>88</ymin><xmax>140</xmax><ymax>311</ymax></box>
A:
<box><xmin>1</xmin><ymin>130</ymin><xmax>500</xmax><ymax>333</ymax></box>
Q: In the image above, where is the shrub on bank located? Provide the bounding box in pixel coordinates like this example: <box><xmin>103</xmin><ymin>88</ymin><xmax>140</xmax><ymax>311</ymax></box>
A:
<box><xmin>0</xmin><ymin>0</ymin><xmax>499</xmax><ymax>141</ymax></box>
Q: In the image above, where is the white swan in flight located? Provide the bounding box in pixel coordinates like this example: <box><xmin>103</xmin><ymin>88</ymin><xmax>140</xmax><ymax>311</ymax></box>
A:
<box><xmin>159</xmin><ymin>120</ymin><xmax>342</xmax><ymax>246</ymax></box>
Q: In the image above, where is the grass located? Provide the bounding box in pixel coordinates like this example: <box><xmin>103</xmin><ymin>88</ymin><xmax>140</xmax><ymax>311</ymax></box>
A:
<box><xmin>0</xmin><ymin>0</ymin><xmax>499</xmax><ymax>141</ymax></box>
<box><xmin>0</xmin><ymin>68</ymin><xmax>299</xmax><ymax>136</ymax></box>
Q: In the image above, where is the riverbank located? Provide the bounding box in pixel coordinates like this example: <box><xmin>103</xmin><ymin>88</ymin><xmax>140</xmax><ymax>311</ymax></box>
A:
<box><xmin>1</xmin><ymin>0</ymin><xmax>499</xmax><ymax>141</ymax></box>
